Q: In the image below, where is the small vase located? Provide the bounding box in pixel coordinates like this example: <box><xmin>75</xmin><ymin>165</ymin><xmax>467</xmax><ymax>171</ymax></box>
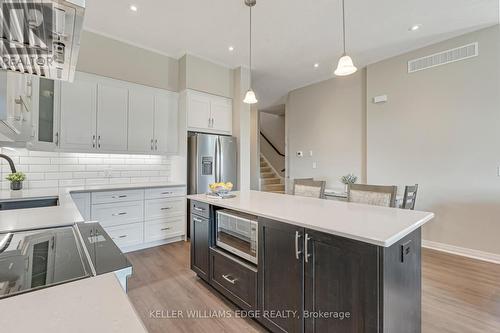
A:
<box><xmin>10</xmin><ymin>181</ymin><xmax>22</xmax><ymax>191</ymax></box>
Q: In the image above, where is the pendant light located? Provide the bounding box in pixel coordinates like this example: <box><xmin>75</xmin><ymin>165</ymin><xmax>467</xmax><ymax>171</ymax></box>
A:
<box><xmin>334</xmin><ymin>0</ymin><xmax>357</xmax><ymax>76</ymax></box>
<box><xmin>243</xmin><ymin>0</ymin><xmax>258</xmax><ymax>104</ymax></box>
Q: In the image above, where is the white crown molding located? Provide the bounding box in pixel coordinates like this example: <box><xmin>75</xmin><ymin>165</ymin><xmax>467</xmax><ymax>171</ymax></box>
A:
<box><xmin>422</xmin><ymin>240</ymin><xmax>500</xmax><ymax>265</ymax></box>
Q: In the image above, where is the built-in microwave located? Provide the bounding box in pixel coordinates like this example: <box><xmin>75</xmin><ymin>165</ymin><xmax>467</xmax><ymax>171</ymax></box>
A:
<box><xmin>215</xmin><ymin>210</ymin><xmax>258</xmax><ymax>265</ymax></box>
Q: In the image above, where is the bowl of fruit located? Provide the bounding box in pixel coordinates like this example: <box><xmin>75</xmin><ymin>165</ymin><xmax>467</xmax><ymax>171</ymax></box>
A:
<box><xmin>208</xmin><ymin>182</ymin><xmax>234</xmax><ymax>197</ymax></box>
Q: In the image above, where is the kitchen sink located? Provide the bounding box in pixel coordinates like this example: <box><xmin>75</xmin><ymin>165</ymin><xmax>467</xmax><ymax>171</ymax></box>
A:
<box><xmin>0</xmin><ymin>197</ymin><xmax>59</xmax><ymax>211</ymax></box>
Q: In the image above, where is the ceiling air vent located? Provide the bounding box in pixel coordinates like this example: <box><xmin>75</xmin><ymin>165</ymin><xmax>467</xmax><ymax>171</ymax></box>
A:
<box><xmin>408</xmin><ymin>42</ymin><xmax>478</xmax><ymax>73</ymax></box>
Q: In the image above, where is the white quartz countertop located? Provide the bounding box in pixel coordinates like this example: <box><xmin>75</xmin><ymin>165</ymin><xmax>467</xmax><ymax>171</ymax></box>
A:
<box><xmin>0</xmin><ymin>273</ymin><xmax>147</xmax><ymax>333</ymax></box>
<box><xmin>0</xmin><ymin>182</ymin><xmax>186</xmax><ymax>233</ymax></box>
<box><xmin>188</xmin><ymin>191</ymin><xmax>434</xmax><ymax>247</ymax></box>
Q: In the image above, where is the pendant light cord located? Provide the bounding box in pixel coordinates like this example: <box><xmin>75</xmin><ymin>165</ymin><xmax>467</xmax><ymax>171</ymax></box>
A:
<box><xmin>342</xmin><ymin>0</ymin><xmax>346</xmax><ymax>55</ymax></box>
<box><xmin>249</xmin><ymin>5</ymin><xmax>252</xmax><ymax>87</ymax></box>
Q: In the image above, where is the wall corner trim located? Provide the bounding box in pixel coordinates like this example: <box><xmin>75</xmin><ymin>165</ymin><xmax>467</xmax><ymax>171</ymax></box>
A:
<box><xmin>422</xmin><ymin>240</ymin><xmax>500</xmax><ymax>265</ymax></box>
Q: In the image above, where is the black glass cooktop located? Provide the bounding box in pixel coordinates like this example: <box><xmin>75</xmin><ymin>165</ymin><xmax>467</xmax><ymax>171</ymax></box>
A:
<box><xmin>0</xmin><ymin>226</ymin><xmax>92</xmax><ymax>299</ymax></box>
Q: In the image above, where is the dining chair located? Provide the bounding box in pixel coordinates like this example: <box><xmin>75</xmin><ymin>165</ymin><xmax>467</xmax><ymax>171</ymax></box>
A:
<box><xmin>347</xmin><ymin>184</ymin><xmax>398</xmax><ymax>208</ymax></box>
<box><xmin>292</xmin><ymin>178</ymin><xmax>326</xmax><ymax>199</ymax></box>
<box><xmin>401</xmin><ymin>184</ymin><xmax>418</xmax><ymax>210</ymax></box>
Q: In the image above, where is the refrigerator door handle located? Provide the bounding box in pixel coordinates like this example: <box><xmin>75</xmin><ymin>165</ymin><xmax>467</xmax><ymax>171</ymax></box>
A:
<box><xmin>214</xmin><ymin>136</ymin><xmax>219</xmax><ymax>183</ymax></box>
<box><xmin>218</xmin><ymin>137</ymin><xmax>222</xmax><ymax>182</ymax></box>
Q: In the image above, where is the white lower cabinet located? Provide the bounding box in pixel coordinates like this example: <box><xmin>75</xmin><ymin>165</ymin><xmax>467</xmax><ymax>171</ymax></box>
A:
<box><xmin>75</xmin><ymin>186</ymin><xmax>186</xmax><ymax>253</ymax></box>
<box><xmin>105</xmin><ymin>223</ymin><xmax>144</xmax><ymax>248</ymax></box>
<box><xmin>145</xmin><ymin>216</ymin><xmax>184</xmax><ymax>243</ymax></box>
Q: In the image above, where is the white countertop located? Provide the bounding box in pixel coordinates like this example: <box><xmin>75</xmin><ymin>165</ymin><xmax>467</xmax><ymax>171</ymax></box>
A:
<box><xmin>0</xmin><ymin>181</ymin><xmax>186</xmax><ymax>332</ymax></box>
<box><xmin>0</xmin><ymin>182</ymin><xmax>186</xmax><ymax>233</ymax></box>
<box><xmin>188</xmin><ymin>191</ymin><xmax>434</xmax><ymax>247</ymax></box>
<box><xmin>0</xmin><ymin>273</ymin><xmax>147</xmax><ymax>333</ymax></box>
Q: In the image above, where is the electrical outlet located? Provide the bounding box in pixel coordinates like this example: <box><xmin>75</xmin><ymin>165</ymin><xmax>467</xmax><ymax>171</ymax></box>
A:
<box><xmin>401</xmin><ymin>240</ymin><xmax>412</xmax><ymax>263</ymax></box>
<box><xmin>312</xmin><ymin>162</ymin><xmax>317</xmax><ymax>169</ymax></box>
<box><xmin>309</xmin><ymin>150</ymin><xmax>313</xmax><ymax>157</ymax></box>
<box><xmin>104</xmin><ymin>168</ymin><xmax>112</xmax><ymax>178</ymax></box>
<box><xmin>497</xmin><ymin>166</ymin><xmax>500</xmax><ymax>176</ymax></box>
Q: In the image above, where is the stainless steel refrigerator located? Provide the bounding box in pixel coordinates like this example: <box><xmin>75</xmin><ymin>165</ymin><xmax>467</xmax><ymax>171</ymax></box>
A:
<box><xmin>188</xmin><ymin>133</ymin><xmax>238</xmax><ymax>195</ymax></box>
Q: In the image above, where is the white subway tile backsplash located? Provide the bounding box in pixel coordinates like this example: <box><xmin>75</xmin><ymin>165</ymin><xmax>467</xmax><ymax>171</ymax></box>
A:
<box><xmin>29</xmin><ymin>165</ymin><xmax>59</xmax><ymax>172</ymax></box>
<box><xmin>20</xmin><ymin>157</ymin><xmax>52</xmax><ymax>165</ymax></box>
<box><xmin>1</xmin><ymin>148</ymin><xmax>173</xmax><ymax>191</ymax></box>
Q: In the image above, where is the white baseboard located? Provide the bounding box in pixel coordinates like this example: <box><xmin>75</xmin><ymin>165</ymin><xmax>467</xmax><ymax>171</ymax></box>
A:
<box><xmin>422</xmin><ymin>240</ymin><xmax>500</xmax><ymax>265</ymax></box>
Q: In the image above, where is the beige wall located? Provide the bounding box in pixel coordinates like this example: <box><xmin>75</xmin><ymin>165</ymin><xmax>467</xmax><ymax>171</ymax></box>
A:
<box><xmin>286</xmin><ymin>69</ymin><xmax>367</xmax><ymax>189</ymax></box>
<box><xmin>77</xmin><ymin>31</ymin><xmax>178</xmax><ymax>91</ymax></box>
<box><xmin>367</xmin><ymin>25</ymin><xmax>500</xmax><ymax>255</ymax></box>
<box><xmin>179</xmin><ymin>54</ymin><xmax>234</xmax><ymax>98</ymax></box>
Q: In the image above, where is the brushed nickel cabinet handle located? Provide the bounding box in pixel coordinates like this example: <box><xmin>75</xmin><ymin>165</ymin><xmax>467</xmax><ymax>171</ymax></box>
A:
<box><xmin>161</xmin><ymin>192</ymin><xmax>173</xmax><ymax>195</ymax></box>
<box><xmin>112</xmin><ymin>212</ymin><xmax>127</xmax><ymax>216</ymax></box>
<box><xmin>111</xmin><ymin>195</ymin><xmax>127</xmax><ymax>199</ymax></box>
<box><xmin>222</xmin><ymin>274</ymin><xmax>237</xmax><ymax>284</ymax></box>
<box><xmin>304</xmin><ymin>233</ymin><xmax>311</xmax><ymax>263</ymax></box>
<box><xmin>192</xmin><ymin>217</ymin><xmax>203</xmax><ymax>223</ymax></box>
<box><xmin>193</xmin><ymin>207</ymin><xmax>205</xmax><ymax>212</ymax></box>
<box><xmin>151</xmin><ymin>139</ymin><xmax>154</xmax><ymax>150</ymax></box>
<box><xmin>118</xmin><ymin>235</ymin><xmax>127</xmax><ymax>238</ymax></box>
<box><xmin>98</xmin><ymin>135</ymin><xmax>101</xmax><ymax>148</ymax></box>
<box><xmin>295</xmin><ymin>231</ymin><xmax>302</xmax><ymax>260</ymax></box>
<box><xmin>161</xmin><ymin>207</ymin><xmax>171</xmax><ymax>210</ymax></box>
<box><xmin>55</xmin><ymin>132</ymin><xmax>59</xmax><ymax>146</ymax></box>
<box><xmin>155</xmin><ymin>139</ymin><xmax>158</xmax><ymax>151</ymax></box>
<box><xmin>161</xmin><ymin>227</ymin><xmax>171</xmax><ymax>231</ymax></box>
<box><xmin>92</xmin><ymin>134</ymin><xmax>96</xmax><ymax>148</ymax></box>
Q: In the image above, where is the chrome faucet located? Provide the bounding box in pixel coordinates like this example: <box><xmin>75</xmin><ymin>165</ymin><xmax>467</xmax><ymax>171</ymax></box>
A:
<box><xmin>0</xmin><ymin>154</ymin><xmax>17</xmax><ymax>173</ymax></box>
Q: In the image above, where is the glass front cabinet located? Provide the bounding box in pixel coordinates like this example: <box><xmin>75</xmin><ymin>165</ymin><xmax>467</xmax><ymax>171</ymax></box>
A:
<box><xmin>27</xmin><ymin>77</ymin><xmax>61</xmax><ymax>150</ymax></box>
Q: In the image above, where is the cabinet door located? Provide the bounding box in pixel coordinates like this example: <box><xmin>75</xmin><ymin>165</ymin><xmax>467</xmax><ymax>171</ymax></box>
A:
<box><xmin>187</xmin><ymin>91</ymin><xmax>211</xmax><ymax>131</ymax></box>
<box><xmin>258</xmin><ymin>218</ymin><xmax>304</xmax><ymax>333</ymax></box>
<box><xmin>128</xmin><ymin>87</ymin><xmax>154</xmax><ymax>152</ymax></box>
<box><xmin>60</xmin><ymin>73</ymin><xmax>97</xmax><ymax>151</ymax></box>
<box><xmin>154</xmin><ymin>92</ymin><xmax>178</xmax><ymax>154</ymax></box>
<box><xmin>304</xmin><ymin>230</ymin><xmax>378</xmax><ymax>333</ymax></box>
<box><xmin>96</xmin><ymin>83</ymin><xmax>128</xmax><ymax>151</ymax></box>
<box><xmin>191</xmin><ymin>213</ymin><xmax>210</xmax><ymax>281</ymax></box>
<box><xmin>210</xmin><ymin>97</ymin><xmax>232</xmax><ymax>134</ymax></box>
<box><xmin>29</xmin><ymin>77</ymin><xmax>61</xmax><ymax>150</ymax></box>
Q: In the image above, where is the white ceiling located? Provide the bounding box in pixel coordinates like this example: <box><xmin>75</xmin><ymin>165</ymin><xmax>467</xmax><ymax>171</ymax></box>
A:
<box><xmin>83</xmin><ymin>0</ymin><xmax>499</xmax><ymax>109</ymax></box>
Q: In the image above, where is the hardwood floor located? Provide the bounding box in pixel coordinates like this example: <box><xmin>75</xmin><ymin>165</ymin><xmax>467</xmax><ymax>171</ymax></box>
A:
<box><xmin>126</xmin><ymin>242</ymin><xmax>500</xmax><ymax>333</ymax></box>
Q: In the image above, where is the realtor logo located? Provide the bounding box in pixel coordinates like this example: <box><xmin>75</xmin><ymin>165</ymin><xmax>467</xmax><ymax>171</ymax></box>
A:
<box><xmin>0</xmin><ymin>1</ymin><xmax>56</xmax><ymax>69</ymax></box>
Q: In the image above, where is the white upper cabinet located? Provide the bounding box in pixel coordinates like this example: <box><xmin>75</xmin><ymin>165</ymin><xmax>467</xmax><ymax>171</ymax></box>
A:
<box><xmin>186</xmin><ymin>90</ymin><xmax>232</xmax><ymax>135</ymax></box>
<box><xmin>96</xmin><ymin>81</ymin><xmax>129</xmax><ymax>152</ymax></box>
<box><xmin>128</xmin><ymin>87</ymin><xmax>155</xmax><ymax>152</ymax></box>
<box><xmin>57</xmin><ymin>72</ymin><xmax>179</xmax><ymax>154</ymax></box>
<box><xmin>154</xmin><ymin>91</ymin><xmax>178</xmax><ymax>154</ymax></box>
<box><xmin>210</xmin><ymin>97</ymin><xmax>232</xmax><ymax>134</ymax></box>
<box><xmin>186</xmin><ymin>91</ymin><xmax>211</xmax><ymax>131</ymax></box>
<box><xmin>28</xmin><ymin>77</ymin><xmax>61</xmax><ymax>150</ymax></box>
<box><xmin>60</xmin><ymin>72</ymin><xmax>97</xmax><ymax>151</ymax></box>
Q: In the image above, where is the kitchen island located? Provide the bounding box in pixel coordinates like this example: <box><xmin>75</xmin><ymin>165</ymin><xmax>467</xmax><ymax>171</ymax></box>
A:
<box><xmin>188</xmin><ymin>191</ymin><xmax>434</xmax><ymax>333</ymax></box>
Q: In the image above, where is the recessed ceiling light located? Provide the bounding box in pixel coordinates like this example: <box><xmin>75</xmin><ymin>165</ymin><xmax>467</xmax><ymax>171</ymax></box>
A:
<box><xmin>228</xmin><ymin>46</ymin><xmax>234</xmax><ymax>52</ymax></box>
<box><xmin>409</xmin><ymin>24</ymin><xmax>421</xmax><ymax>31</ymax></box>
<box><xmin>313</xmin><ymin>63</ymin><xmax>319</xmax><ymax>68</ymax></box>
<box><xmin>130</xmin><ymin>5</ymin><xmax>138</xmax><ymax>12</ymax></box>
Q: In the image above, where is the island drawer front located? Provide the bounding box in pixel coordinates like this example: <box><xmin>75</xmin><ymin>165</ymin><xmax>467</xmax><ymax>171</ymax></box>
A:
<box><xmin>91</xmin><ymin>201</ymin><xmax>144</xmax><ymax>227</ymax></box>
<box><xmin>144</xmin><ymin>217</ymin><xmax>185</xmax><ymax>242</ymax></box>
<box><xmin>145</xmin><ymin>187</ymin><xmax>186</xmax><ymax>199</ymax></box>
<box><xmin>145</xmin><ymin>198</ymin><xmax>185</xmax><ymax>220</ymax></box>
<box><xmin>191</xmin><ymin>200</ymin><xmax>210</xmax><ymax>219</ymax></box>
<box><xmin>105</xmin><ymin>223</ymin><xmax>144</xmax><ymax>249</ymax></box>
<box><xmin>210</xmin><ymin>248</ymin><xmax>257</xmax><ymax>310</ymax></box>
<box><xmin>92</xmin><ymin>189</ymin><xmax>144</xmax><ymax>204</ymax></box>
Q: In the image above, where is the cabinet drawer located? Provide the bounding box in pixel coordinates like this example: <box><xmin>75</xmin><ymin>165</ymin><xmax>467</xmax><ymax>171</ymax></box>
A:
<box><xmin>105</xmin><ymin>223</ymin><xmax>143</xmax><ymax>249</ymax></box>
<box><xmin>91</xmin><ymin>201</ymin><xmax>144</xmax><ymax>227</ymax></box>
<box><xmin>210</xmin><ymin>248</ymin><xmax>257</xmax><ymax>310</ymax></box>
<box><xmin>92</xmin><ymin>189</ymin><xmax>144</xmax><ymax>204</ymax></box>
<box><xmin>191</xmin><ymin>200</ymin><xmax>209</xmax><ymax>218</ymax></box>
<box><xmin>145</xmin><ymin>186</ymin><xmax>186</xmax><ymax>199</ymax></box>
<box><xmin>144</xmin><ymin>216</ymin><xmax>185</xmax><ymax>242</ymax></box>
<box><xmin>145</xmin><ymin>197</ymin><xmax>185</xmax><ymax>220</ymax></box>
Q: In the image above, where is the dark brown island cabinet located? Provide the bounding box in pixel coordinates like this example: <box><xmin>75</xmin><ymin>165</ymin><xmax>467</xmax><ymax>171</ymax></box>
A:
<box><xmin>190</xmin><ymin>200</ymin><xmax>422</xmax><ymax>333</ymax></box>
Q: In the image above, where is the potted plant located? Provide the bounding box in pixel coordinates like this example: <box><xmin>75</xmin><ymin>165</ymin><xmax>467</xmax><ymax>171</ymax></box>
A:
<box><xmin>6</xmin><ymin>172</ymin><xmax>26</xmax><ymax>191</ymax></box>
<box><xmin>340</xmin><ymin>173</ymin><xmax>358</xmax><ymax>193</ymax></box>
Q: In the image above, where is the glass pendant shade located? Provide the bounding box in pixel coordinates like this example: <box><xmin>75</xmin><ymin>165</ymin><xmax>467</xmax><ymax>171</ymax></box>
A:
<box><xmin>334</xmin><ymin>54</ymin><xmax>357</xmax><ymax>76</ymax></box>
<box><xmin>243</xmin><ymin>89</ymin><xmax>258</xmax><ymax>104</ymax></box>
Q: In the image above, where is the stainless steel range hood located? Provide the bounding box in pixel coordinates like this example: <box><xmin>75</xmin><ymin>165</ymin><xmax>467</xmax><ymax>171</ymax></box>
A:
<box><xmin>0</xmin><ymin>0</ymin><xmax>85</xmax><ymax>82</ymax></box>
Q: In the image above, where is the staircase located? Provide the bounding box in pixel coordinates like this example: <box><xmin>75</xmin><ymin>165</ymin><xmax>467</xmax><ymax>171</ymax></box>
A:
<box><xmin>260</xmin><ymin>155</ymin><xmax>285</xmax><ymax>194</ymax></box>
